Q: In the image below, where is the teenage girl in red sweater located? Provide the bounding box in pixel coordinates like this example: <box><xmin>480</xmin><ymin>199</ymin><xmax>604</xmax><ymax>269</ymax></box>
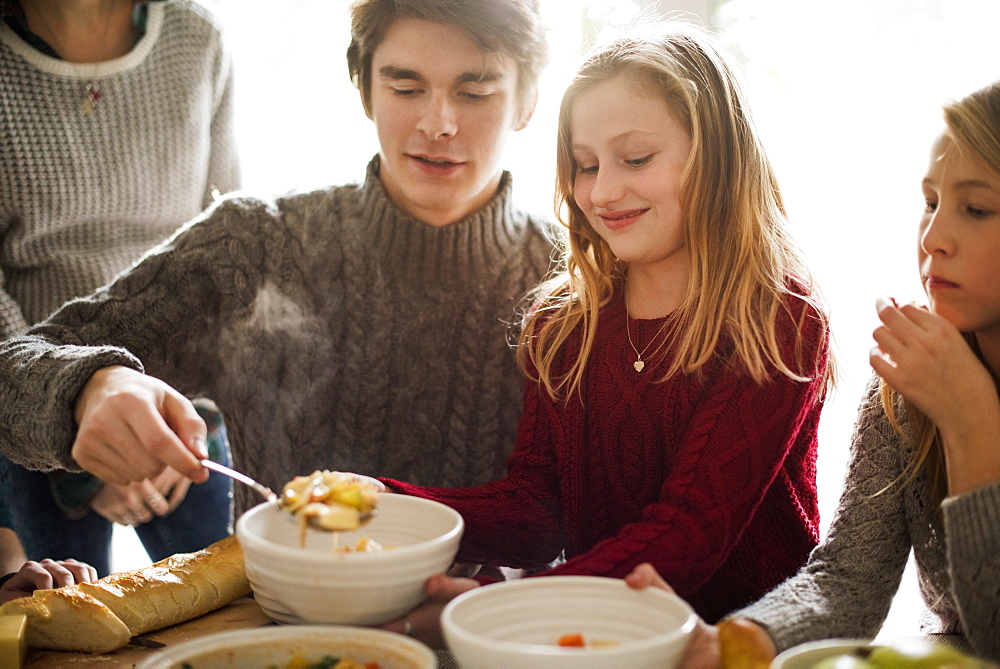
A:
<box><xmin>373</xmin><ymin>20</ymin><xmax>834</xmax><ymax>647</ymax></box>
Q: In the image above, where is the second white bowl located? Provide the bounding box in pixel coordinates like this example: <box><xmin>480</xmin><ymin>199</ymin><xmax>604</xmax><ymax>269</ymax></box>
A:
<box><xmin>441</xmin><ymin>575</ymin><xmax>697</xmax><ymax>668</ymax></box>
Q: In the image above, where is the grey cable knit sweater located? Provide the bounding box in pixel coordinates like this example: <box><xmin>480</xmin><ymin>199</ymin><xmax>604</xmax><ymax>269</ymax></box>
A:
<box><xmin>0</xmin><ymin>157</ymin><xmax>555</xmax><ymax>517</ymax></box>
<box><xmin>0</xmin><ymin>0</ymin><xmax>239</xmax><ymax>336</ymax></box>
<box><xmin>737</xmin><ymin>376</ymin><xmax>1000</xmax><ymax>661</ymax></box>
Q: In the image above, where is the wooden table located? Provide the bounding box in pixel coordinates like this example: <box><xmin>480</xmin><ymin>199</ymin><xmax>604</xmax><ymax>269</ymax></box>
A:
<box><xmin>24</xmin><ymin>596</ymin><xmax>273</xmax><ymax>667</ymax></box>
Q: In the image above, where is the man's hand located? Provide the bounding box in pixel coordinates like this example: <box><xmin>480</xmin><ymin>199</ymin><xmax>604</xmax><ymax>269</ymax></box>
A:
<box><xmin>0</xmin><ymin>559</ymin><xmax>98</xmax><ymax>605</ymax></box>
<box><xmin>72</xmin><ymin>366</ymin><xmax>209</xmax><ymax>485</ymax></box>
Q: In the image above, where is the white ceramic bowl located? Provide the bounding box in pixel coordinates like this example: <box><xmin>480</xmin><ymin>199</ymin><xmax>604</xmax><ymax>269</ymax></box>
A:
<box><xmin>441</xmin><ymin>575</ymin><xmax>697</xmax><ymax>669</ymax></box>
<box><xmin>236</xmin><ymin>493</ymin><xmax>463</xmax><ymax>625</ymax></box>
<box><xmin>771</xmin><ymin>639</ymin><xmax>877</xmax><ymax>668</ymax></box>
<box><xmin>136</xmin><ymin>625</ymin><xmax>436</xmax><ymax>669</ymax></box>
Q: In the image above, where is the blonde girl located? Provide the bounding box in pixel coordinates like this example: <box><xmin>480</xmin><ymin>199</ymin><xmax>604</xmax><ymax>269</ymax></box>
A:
<box><xmin>629</xmin><ymin>80</ymin><xmax>1000</xmax><ymax>666</ymax></box>
<box><xmin>377</xmin><ymin>21</ymin><xmax>832</xmax><ymax>642</ymax></box>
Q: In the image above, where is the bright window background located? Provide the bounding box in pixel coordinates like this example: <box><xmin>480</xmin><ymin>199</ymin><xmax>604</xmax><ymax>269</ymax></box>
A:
<box><xmin>114</xmin><ymin>0</ymin><xmax>1000</xmax><ymax>641</ymax></box>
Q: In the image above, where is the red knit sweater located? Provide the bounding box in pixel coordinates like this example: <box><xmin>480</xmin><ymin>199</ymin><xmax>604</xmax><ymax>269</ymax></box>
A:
<box><xmin>386</xmin><ymin>292</ymin><xmax>829</xmax><ymax>622</ymax></box>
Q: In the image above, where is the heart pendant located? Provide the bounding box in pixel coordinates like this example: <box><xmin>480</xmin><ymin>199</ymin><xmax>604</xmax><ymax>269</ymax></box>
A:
<box><xmin>633</xmin><ymin>360</ymin><xmax>645</xmax><ymax>373</ymax></box>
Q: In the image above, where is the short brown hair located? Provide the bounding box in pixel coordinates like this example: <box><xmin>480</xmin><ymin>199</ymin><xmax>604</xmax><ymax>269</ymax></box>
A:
<box><xmin>347</xmin><ymin>0</ymin><xmax>549</xmax><ymax>117</ymax></box>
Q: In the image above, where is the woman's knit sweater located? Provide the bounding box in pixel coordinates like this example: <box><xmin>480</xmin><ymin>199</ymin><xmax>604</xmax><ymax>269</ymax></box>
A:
<box><xmin>0</xmin><ymin>158</ymin><xmax>555</xmax><ymax>516</ymax></box>
<box><xmin>0</xmin><ymin>0</ymin><xmax>239</xmax><ymax>336</ymax></box>
<box><xmin>388</xmin><ymin>292</ymin><xmax>830</xmax><ymax>623</ymax></box>
<box><xmin>737</xmin><ymin>377</ymin><xmax>1000</xmax><ymax>661</ymax></box>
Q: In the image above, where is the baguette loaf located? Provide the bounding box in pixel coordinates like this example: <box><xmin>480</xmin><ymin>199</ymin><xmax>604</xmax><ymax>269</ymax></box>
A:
<box><xmin>0</xmin><ymin>534</ymin><xmax>250</xmax><ymax>653</ymax></box>
<box><xmin>0</xmin><ymin>588</ymin><xmax>130</xmax><ymax>654</ymax></box>
<box><xmin>76</xmin><ymin>533</ymin><xmax>250</xmax><ymax>636</ymax></box>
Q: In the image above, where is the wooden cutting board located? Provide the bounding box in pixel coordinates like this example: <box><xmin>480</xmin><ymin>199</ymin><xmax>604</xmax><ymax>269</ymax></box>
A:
<box><xmin>24</xmin><ymin>596</ymin><xmax>273</xmax><ymax>667</ymax></box>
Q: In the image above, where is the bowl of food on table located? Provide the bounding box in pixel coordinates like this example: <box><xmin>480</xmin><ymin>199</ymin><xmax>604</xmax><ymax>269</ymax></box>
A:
<box><xmin>236</xmin><ymin>470</ymin><xmax>463</xmax><ymax>626</ymax></box>
<box><xmin>441</xmin><ymin>575</ymin><xmax>697</xmax><ymax>668</ymax></box>
<box><xmin>771</xmin><ymin>638</ymin><xmax>986</xmax><ymax>669</ymax></box>
<box><xmin>136</xmin><ymin>625</ymin><xmax>436</xmax><ymax>668</ymax></box>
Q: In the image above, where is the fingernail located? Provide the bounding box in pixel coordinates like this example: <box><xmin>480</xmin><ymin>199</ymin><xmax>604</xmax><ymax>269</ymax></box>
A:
<box><xmin>192</xmin><ymin>437</ymin><xmax>209</xmax><ymax>460</ymax></box>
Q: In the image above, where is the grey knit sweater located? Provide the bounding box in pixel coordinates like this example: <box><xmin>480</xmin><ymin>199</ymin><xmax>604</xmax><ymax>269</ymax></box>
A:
<box><xmin>0</xmin><ymin>157</ymin><xmax>555</xmax><ymax>517</ymax></box>
<box><xmin>0</xmin><ymin>0</ymin><xmax>239</xmax><ymax>336</ymax></box>
<box><xmin>738</xmin><ymin>376</ymin><xmax>1000</xmax><ymax>661</ymax></box>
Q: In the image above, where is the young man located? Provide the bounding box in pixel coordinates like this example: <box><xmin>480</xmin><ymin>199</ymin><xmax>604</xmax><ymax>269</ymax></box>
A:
<box><xmin>0</xmin><ymin>0</ymin><xmax>553</xmax><ymax>518</ymax></box>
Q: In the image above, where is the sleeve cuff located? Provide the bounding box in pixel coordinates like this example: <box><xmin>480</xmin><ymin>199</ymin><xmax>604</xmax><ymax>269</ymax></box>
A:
<box><xmin>942</xmin><ymin>481</ymin><xmax>1000</xmax><ymax>560</ymax></box>
<box><xmin>47</xmin><ymin>471</ymin><xmax>104</xmax><ymax>518</ymax></box>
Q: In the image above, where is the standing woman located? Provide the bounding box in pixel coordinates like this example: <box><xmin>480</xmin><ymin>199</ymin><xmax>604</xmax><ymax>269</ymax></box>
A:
<box><xmin>0</xmin><ymin>0</ymin><xmax>239</xmax><ymax>576</ymax></box>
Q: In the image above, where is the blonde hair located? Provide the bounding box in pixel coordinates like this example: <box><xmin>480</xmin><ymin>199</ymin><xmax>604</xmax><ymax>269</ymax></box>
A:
<box><xmin>880</xmin><ymin>81</ymin><xmax>1000</xmax><ymax>505</ymax></box>
<box><xmin>519</xmin><ymin>21</ymin><xmax>831</xmax><ymax>400</ymax></box>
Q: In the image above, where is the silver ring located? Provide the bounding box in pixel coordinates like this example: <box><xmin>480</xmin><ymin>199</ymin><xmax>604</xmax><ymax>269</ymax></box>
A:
<box><xmin>146</xmin><ymin>493</ymin><xmax>164</xmax><ymax>506</ymax></box>
<box><xmin>403</xmin><ymin>619</ymin><xmax>412</xmax><ymax>636</ymax></box>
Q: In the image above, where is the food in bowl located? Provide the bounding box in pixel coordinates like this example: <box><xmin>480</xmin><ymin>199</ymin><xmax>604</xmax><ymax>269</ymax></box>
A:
<box><xmin>284</xmin><ymin>655</ymin><xmax>378</xmax><ymax>669</ymax></box>
<box><xmin>441</xmin><ymin>575</ymin><xmax>696</xmax><ymax>668</ymax></box>
<box><xmin>135</xmin><ymin>625</ymin><xmax>435</xmax><ymax>669</ymax></box>
<box><xmin>278</xmin><ymin>470</ymin><xmax>380</xmax><ymax>540</ymax></box>
<box><xmin>334</xmin><ymin>536</ymin><xmax>387</xmax><ymax>553</ymax></box>
<box><xmin>236</xmin><ymin>493</ymin><xmax>463</xmax><ymax>625</ymax></box>
<box><xmin>556</xmin><ymin>633</ymin><xmax>617</xmax><ymax>648</ymax></box>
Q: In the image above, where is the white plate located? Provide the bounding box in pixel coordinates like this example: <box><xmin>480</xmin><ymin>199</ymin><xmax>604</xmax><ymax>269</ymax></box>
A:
<box><xmin>136</xmin><ymin>625</ymin><xmax>436</xmax><ymax>669</ymax></box>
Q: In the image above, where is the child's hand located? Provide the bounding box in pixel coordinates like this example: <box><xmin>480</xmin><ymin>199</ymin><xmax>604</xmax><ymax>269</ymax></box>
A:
<box><xmin>871</xmin><ymin>296</ymin><xmax>1000</xmax><ymax>495</ymax></box>
<box><xmin>625</xmin><ymin>563</ymin><xmax>730</xmax><ymax>669</ymax></box>
<box><xmin>0</xmin><ymin>558</ymin><xmax>97</xmax><ymax>604</ymax></box>
<box><xmin>870</xmin><ymin>296</ymin><xmax>995</xmax><ymax>428</ymax></box>
<box><xmin>377</xmin><ymin>573</ymin><xmax>480</xmax><ymax>649</ymax></box>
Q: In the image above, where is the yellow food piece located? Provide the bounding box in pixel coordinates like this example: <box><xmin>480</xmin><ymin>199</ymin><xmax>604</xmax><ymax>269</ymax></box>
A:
<box><xmin>717</xmin><ymin>618</ymin><xmax>775</xmax><ymax>669</ymax></box>
<box><xmin>0</xmin><ymin>614</ymin><xmax>27</xmax><ymax>669</ymax></box>
<box><xmin>303</xmin><ymin>502</ymin><xmax>362</xmax><ymax>531</ymax></box>
<box><xmin>279</xmin><ymin>471</ymin><xmax>378</xmax><ymax>516</ymax></box>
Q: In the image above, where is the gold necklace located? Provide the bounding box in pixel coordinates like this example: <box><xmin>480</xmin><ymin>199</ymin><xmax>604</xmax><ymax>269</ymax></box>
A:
<box><xmin>29</xmin><ymin>1</ymin><xmax>119</xmax><ymax>116</ymax></box>
<box><xmin>624</xmin><ymin>278</ymin><xmax>673</xmax><ymax>373</ymax></box>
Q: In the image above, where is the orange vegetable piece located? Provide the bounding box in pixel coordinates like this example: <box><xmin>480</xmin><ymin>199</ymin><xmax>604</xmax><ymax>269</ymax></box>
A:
<box><xmin>558</xmin><ymin>633</ymin><xmax>586</xmax><ymax>647</ymax></box>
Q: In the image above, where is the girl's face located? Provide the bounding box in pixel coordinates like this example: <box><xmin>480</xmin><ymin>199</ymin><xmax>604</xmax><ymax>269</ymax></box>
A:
<box><xmin>570</xmin><ymin>75</ymin><xmax>692</xmax><ymax>282</ymax></box>
<box><xmin>920</xmin><ymin>132</ymin><xmax>1000</xmax><ymax>336</ymax></box>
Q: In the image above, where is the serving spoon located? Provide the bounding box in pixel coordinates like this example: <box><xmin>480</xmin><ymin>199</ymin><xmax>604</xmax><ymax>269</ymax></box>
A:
<box><xmin>200</xmin><ymin>459</ymin><xmax>376</xmax><ymax>531</ymax></box>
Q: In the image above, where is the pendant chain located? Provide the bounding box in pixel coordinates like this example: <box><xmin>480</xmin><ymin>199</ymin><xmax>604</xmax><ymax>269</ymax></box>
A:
<box><xmin>624</xmin><ymin>278</ymin><xmax>673</xmax><ymax>373</ymax></box>
<box><xmin>29</xmin><ymin>1</ymin><xmax>118</xmax><ymax>116</ymax></box>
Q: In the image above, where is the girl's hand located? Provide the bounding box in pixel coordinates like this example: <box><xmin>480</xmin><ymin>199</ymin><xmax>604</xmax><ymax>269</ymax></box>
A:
<box><xmin>0</xmin><ymin>558</ymin><xmax>98</xmax><ymax>604</ymax></box>
<box><xmin>624</xmin><ymin>563</ymin><xmax>726</xmax><ymax>668</ymax></box>
<box><xmin>871</xmin><ymin>296</ymin><xmax>1000</xmax><ymax>495</ymax></box>
<box><xmin>870</xmin><ymin>297</ymin><xmax>997</xmax><ymax>432</ymax></box>
<box><xmin>377</xmin><ymin>573</ymin><xmax>480</xmax><ymax>649</ymax></box>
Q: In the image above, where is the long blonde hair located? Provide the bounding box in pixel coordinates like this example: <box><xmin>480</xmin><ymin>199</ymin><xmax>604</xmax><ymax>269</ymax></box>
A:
<box><xmin>880</xmin><ymin>81</ymin><xmax>1000</xmax><ymax>505</ymax></box>
<box><xmin>519</xmin><ymin>21</ymin><xmax>831</xmax><ymax>400</ymax></box>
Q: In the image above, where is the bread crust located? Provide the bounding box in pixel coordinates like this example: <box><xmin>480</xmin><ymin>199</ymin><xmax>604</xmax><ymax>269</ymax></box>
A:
<box><xmin>0</xmin><ymin>589</ymin><xmax>131</xmax><ymax>654</ymax></box>
<box><xmin>77</xmin><ymin>534</ymin><xmax>250</xmax><ymax>636</ymax></box>
<box><xmin>0</xmin><ymin>534</ymin><xmax>250</xmax><ymax>653</ymax></box>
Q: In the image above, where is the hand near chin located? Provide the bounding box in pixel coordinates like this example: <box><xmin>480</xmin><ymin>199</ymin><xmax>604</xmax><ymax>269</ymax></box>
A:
<box><xmin>376</xmin><ymin>573</ymin><xmax>480</xmax><ymax>649</ymax></box>
<box><xmin>870</xmin><ymin>297</ymin><xmax>998</xmax><ymax>428</ymax></box>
